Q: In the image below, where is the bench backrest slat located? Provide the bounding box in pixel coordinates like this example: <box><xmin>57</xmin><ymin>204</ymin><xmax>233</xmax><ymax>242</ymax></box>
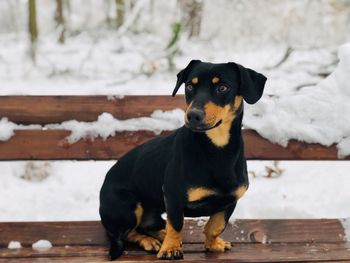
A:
<box><xmin>0</xmin><ymin>96</ymin><xmax>184</xmax><ymax>124</ymax></box>
<box><xmin>0</xmin><ymin>130</ymin><xmax>346</xmax><ymax>160</ymax></box>
<box><xmin>0</xmin><ymin>96</ymin><xmax>347</xmax><ymax>161</ymax></box>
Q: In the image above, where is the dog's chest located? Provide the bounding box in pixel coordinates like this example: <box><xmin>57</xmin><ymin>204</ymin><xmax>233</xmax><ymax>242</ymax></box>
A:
<box><xmin>187</xmin><ymin>186</ymin><xmax>247</xmax><ymax>202</ymax></box>
<box><xmin>183</xmin><ymin>185</ymin><xmax>247</xmax><ymax>217</ymax></box>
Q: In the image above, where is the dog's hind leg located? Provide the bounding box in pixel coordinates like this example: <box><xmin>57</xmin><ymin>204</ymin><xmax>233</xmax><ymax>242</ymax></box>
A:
<box><xmin>137</xmin><ymin>208</ymin><xmax>166</xmax><ymax>242</ymax></box>
<box><xmin>127</xmin><ymin>230</ymin><xmax>162</xmax><ymax>253</ymax></box>
<box><xmin>106</xmin><ymin>231</ymin><xmax>124</xmax><ymax>260</ymax></box>
<box><xmin>100</xmin><ymin>188</ymin><xmax>140</xmax><ymax>260</ymax></box>
<box><xmin>126</xmin><ymin>205</ymin><xmax>164</xmax><ymax>253</ymax></box>
<box><xmin>145</xmin><ymin>228</ymin><xmax>166</xmax><ymax>242</ymax></box>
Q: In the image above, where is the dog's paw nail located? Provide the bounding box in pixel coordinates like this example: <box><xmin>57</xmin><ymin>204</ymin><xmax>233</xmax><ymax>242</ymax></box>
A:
<box><xmin>157</xmin><ymin>248</ymin><xmax>183</xmax><ymax>260</ymax></box>
<box><xmin>173</xmin><ymin>250</ymin><xmax>184</xmax><ymax>259</ymax></box>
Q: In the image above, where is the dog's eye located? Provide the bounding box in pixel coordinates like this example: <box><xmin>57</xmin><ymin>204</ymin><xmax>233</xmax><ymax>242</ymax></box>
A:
<box><xmin>217</xmin><ymin>85</ymin><xmax>229</xmax><ymax>93</ymax></box>
<box><xmin>186</xmin><ymin>85</ymin><xmax>194</xmax><ymax>92</ymax></box>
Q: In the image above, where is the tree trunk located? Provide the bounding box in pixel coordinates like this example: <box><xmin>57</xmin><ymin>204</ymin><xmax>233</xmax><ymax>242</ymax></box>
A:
<box><xmin>116</xmin><ymin>0</ymin><xmax>124</xmax><ymax>28</ymax></box>
<box><xmin>178</xmin><ymin>0</ymin><xmax>203</xmax><ymax>38</ymax></box>
<box><xmin>28</xmin><ymin>0</ymin><xmax>38</xmax><ymax>62</ymax></box>
<box><xmin>104</xmin><ymin>0</ymin><xmax>112</xmax><ymax>27</ymax></box>
<box><xmin>55</xmin><ymin>0</ymin><xmax>65</xmax><ymax>44</ymax></box>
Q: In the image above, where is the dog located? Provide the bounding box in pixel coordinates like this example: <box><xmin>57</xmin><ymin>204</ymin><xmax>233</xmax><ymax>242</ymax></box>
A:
<box><xmin>99</xmin><ymin>60</ymin><xmax>266</xmax><ymax>260</ymax></box>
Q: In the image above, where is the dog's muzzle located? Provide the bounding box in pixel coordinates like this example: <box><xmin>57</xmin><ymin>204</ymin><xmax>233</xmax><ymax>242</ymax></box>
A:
<box><xmin>185</xmin><ymin>109</ymin><xmax>222</xmax><ymax>132</ymax></box>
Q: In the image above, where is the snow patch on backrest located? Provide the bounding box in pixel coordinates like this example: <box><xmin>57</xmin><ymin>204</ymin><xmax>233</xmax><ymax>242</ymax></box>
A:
<box><xmin>244</xmin><ymin>42</ymin><xmax>350</xmax><ymax>158</ymax></box>
<box><xmin>340</xmin><ymin>218</ymin><xmax>350</xmax><ymax>241</ymax></box>
<box><xmin>0</xmin><ymin>118</ymin><xmax>16</xmax><ymax>141</ymax></box>
<box><xmin>45</xmin><ymin>109</ymin><xmax>185</xmax><ymax>143</ymax></box>
<box><xmin>0</xmin><ymin>118</ymin><xmax>41</xmax><ymax>141</ymax></box>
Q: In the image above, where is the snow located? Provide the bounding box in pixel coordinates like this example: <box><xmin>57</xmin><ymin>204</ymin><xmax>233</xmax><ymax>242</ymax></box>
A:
<box><xmin>1</xmin><ymin>39</ymin><xmax>348</xmax><ymax>156</ymax></box>
<box><xmin>1</xmin><ymin>160</ymin><xmax>349</xmax><ymax>221</ymax></box>
<box><xmin>340</xmin><ymin>218</ymin><xmax>350</xmax><ymax>241</ymax></box>
<box><xmin>244</xmin><ymin>43</ymin><xmax>350</xmax><ymax>158</ymax></box>
<box><xmin>8</xmin><ymin>241</ymin><xmax>22</xmax><ymax>249</ymax></box>
<box><xmin>0</xmin><ymin>161</ymin><xmax>107</xmax><ymax>221</ymax></box>
<box><xmin>0</xmin><ymin>118</ymin><xmax>15</xmax><ymax>141</ymax></box>
<box><xmin>46</xmin><ymin>110</ymin><xmax>184</xmax><ymax>143</ymax></box>
<box><xmin>2</xmin><ymin>44</ymin><xmax>349</xmax><ymax>156</ymax></box>
<box><xmin>232</xmin><ymin>161</ymin><xmax>350</xmax><ymax>219</ymax></box>
<box><xmin>0</xmin><ymin>110</ymin><xmax>184</xmax><ymax>143</ymax></box>
<box><xmin>32</xmin><ymin>240</ymin><xmax>52</xmax><ymax>250</ymax></box>
<box><xmin>0</xmin><ymin>118</ymin><xmax>41</xmax><ymax>141</ymax></box>
<box><xmin>0</xmin><ymin>1</ymin><xmax>349</xmax><ymax>221</ymax></box>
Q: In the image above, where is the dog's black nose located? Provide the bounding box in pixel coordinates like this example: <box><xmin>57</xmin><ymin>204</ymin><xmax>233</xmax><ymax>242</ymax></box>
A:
<box><xmin>187</xmin><ymin>109</ymin><xmax>205</xmax><ymax>126</ymax></box>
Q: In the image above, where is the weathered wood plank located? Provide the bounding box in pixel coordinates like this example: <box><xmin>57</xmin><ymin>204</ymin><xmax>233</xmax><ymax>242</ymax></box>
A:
<box><xmin>0</xmin><ymin>130</ymin><xmax>167</xmax><ymax>160</ymax></box>
<box><xmin>0</xmin><ymin>129</ymin><xmax>346</xmax><ymax>160</ymax></box>
<box><xmin>243</xmin><ymin>130</ymin><xmax>346</xmax><ymax>160</ymax></box>
<box><xmin>0</xmin><ymin>219</ymin><xmax>346</xmax><ymax>247</ymax></box>
<box><xmin>0</xmin><ymin>96</ymin><xmax>185</xmax><ymax>125</ymax></box>
<box><xmin>1</xmin><ymin>243</ymin><xmax>350</xmax><ymax>262</ymax></box>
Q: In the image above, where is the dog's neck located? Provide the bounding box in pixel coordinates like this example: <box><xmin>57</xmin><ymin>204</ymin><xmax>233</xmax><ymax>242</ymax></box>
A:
<box><xmin>205</xmin><ymin>112</ymin><xmax>243</xmax><ymax>148</ymax></box>
<box><xmin>186</xmin><ymin>105</ymin><xmax>243</xmax><ymax>153</ymax></box>
<box><xmin>205</xmin><ymin>97</ymin><xmax>244</xmax><ymax>148</ymax></box>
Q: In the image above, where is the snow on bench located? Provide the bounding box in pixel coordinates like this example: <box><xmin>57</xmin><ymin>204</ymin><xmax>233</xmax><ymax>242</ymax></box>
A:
<box><xmin>0</xmin><ymin>95</ymin><xmax>349</xmax><ymax>262</ymax></box>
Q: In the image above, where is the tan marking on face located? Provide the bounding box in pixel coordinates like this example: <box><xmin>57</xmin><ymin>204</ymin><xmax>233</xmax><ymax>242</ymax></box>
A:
<box><xmin>212</xmin><ymin>76</ymin><xmax>220</xmax><ymax>84</ymax></box>
<box><xmin>233</xmin><ymin>95</ymin><xmax>243</xmax><ymax>109</ymax></box>
<box><xmin>187</xmin><ymin>187</ymin><xmax>216</xmax><ymax>202</ymax></box>
<box><xmin>204</xmin><ymin>212</ymin><xmax>231</xmax><ymax>252</ymax></box>
<box><xmin>234</xmin><ymin>185</ymin><xmax>247</xmax><ymax>199</ymax></box>
<box><xmin>157</xmin><ymin>220</ymin><xmax>183</xmax><ymax>259</ymax></box>
<box><xmin>191</xmin><ymin>77</ymin><xmax>199</xmax><ymax>84</ymax></box>
<box><xmin>204</xmin><ymin>96</ymin><xmax>243</xmax><ymax>147</ymax></box>
<box><xmin>204</xmin><ymin>102</ymin><xmax>233</xmax><ymax>147</ymax></box>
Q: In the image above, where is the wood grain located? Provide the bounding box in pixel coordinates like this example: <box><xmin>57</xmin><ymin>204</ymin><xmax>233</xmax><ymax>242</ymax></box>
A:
<box><xmin>0</xmin><ymin>96</ymin><xmax>185</xmax><ymax>125</ymax></box>
<box><xmin>1</xmin><ymin>243</ymin><xmax>350</xmax><ymax>262</ymax></box>
<box><xmin>0</xmin><ymin>129</ymin><xmax>346</xmax><ymax>160</ymax></box>
<box><xmin>0</xmin><ymin>219</ymin><xmax>346</xmax><ymax>247</ymax></box>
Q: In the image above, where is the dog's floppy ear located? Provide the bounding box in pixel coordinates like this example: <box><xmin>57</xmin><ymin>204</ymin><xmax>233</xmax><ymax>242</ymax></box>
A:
<box><xmin>229</xmin><ymin>62</ymin><xmax>267</xmax><ymax>104</ymax></box>
<box><xmin>172</xmin><ymin>60</ymin><xmax>201</xmax><ymax>96</ymax></box>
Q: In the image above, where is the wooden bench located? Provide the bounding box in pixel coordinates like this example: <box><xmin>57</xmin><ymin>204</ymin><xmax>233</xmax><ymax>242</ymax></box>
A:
<box><xmin>0</xmin><ymin>95</ymin><xmax>349</xmax><ymax>262</ymax></box>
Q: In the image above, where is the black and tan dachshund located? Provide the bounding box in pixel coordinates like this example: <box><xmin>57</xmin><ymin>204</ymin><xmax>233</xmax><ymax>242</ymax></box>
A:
<box><xmin>99</xmin><ymin>60</ymin><xmax>266</xmax><ymax>260</ymax></box>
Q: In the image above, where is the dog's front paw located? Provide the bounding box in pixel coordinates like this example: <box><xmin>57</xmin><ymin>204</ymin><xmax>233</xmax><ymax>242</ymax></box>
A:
<box><xmin>157</xmin><ymin>244</ymin><xmax>183</xmax><ymax>260</ymax></box>
<box><xmin>205</xmin><ymin>237</ymin><xmax>231</xmax><ymax>252</ymax></box>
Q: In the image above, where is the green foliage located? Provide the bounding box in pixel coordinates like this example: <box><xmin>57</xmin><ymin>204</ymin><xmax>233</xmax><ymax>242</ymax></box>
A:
<box><xmin>165</xmin><ymin>22</ymin><xmax>182</xmax><ymax>71</ymax></box>
<box><xmin>28</xmin><ymin>0</ymin><xmax>38</xmax><ymax>63</ymax></box>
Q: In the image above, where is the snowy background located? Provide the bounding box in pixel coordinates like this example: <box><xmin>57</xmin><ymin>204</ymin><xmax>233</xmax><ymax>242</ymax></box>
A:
<box><xmin>0</xmin><ymin>0</ymin><xmax>350</xmax><ymax>221</ymax></box>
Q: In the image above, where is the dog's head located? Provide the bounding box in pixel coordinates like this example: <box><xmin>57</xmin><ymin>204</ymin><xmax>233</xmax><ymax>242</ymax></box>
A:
<box><xmin>173</xmin><ymin>60</ymin><xmax>266</xmax><ymax>132</ymax></box>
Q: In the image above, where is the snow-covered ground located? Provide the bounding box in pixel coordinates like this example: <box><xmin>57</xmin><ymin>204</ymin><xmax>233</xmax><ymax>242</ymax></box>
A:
<box><xmin>0</xmin><ymin>0</ymin><xmax>350</xmax><ymax>221</ymax></box>
<box><xmin>1</xmin><ymin>160</ymin><xmax>349</xmax><ymax>221</ymax></box>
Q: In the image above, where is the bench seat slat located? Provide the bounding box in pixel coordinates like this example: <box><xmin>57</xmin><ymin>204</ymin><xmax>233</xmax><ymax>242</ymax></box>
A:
<box><xmin>0</xmin><ymin>219</ymin><xmax>346</xmax><ymax>247</ymax></box>
<box><xmin>0</xmin><ymin>129</ymin><xmax>345</xmax><ymax>160</ymax></box>
<box><xmin>1</xmin><ymin>243</ymin><xmax>350</xmax><ymax>262</ymax></box>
